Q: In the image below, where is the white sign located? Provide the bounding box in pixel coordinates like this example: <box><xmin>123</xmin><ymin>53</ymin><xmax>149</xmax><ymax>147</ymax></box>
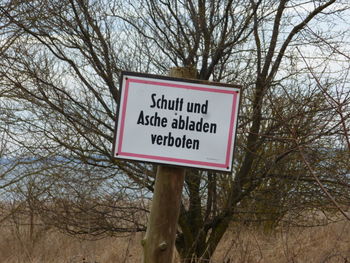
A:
<box><xmin>113</xmin><ymin>72</ymin><xmax>240</xmax><ymax>171</ymax></box>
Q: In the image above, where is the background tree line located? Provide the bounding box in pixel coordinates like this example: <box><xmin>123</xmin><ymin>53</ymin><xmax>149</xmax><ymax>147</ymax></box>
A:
<box><xmin>0</xmin><ymin>0</ymin><xmax>349</xmax><ymax>262</ymax></box>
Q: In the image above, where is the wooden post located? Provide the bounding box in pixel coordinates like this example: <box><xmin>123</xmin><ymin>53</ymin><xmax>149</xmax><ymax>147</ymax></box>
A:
<box><xmin>142</xmin><ymin>67</ymin><xmax>198</xmax><ymax>263</ymax></box>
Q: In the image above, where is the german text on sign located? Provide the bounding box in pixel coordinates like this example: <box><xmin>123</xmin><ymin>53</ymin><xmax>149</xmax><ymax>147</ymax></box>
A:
<box><xmin>113</xmin><ymin>72</ymin><xmax>240</xmax><ymax>171</ymax></box>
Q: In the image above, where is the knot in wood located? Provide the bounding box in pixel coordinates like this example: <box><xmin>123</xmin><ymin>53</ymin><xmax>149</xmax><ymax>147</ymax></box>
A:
<box><xmin>159</xmin><ymin>241</ymin><xmax>168</xmax><ymax>251</ymax></box>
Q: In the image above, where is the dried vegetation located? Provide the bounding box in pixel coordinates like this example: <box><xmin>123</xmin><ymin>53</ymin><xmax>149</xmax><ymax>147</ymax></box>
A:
<box><xmin>1</xmin><ymin>215</ymin><xmax>349</xmax><ymax>263</ymax></box>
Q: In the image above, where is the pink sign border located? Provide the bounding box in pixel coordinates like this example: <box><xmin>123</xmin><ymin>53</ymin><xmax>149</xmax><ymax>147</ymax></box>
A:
<box><xmin>115</xmin><ymin>76</ymin><xmax>239</xmax><ymax>170</ymax></box>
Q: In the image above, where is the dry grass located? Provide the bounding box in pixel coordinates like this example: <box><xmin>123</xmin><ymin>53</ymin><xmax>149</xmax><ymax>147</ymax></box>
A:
<box><xmin>212</xmin><ymin>220</ymin><xmax>350</xmax><ymax>263</ymax></box>
<box><xmin>0</xmin><ymin>223</ymin><xmax>143</xmax><ymax>263</ymax></box>
<box><xmin>0</xmin><ymin>219</ymin><xmax>349</xmax><ymax>263</ymax></box>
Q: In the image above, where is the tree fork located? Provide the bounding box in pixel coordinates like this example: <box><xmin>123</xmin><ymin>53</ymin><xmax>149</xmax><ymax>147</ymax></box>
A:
<box><xmin>142</xmin><ymin>67</ymin><xmax>198</xmax><ymax>263</ymax></box>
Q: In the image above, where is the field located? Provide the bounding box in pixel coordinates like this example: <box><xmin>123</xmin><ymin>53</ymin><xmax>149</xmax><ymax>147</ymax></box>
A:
<box><xmin>1</xmin><ymin>218</ymin><xmax>349</xmax><ymax>263</ymax></box>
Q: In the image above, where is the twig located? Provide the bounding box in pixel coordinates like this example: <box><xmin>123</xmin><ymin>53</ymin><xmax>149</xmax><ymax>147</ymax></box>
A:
<box><xmin>297</xmin><ymin>146</ymin><xmax>350</xmax><ymax>221</ymax></box>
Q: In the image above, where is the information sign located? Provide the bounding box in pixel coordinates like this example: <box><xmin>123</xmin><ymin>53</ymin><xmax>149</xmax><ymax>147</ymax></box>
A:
<box><xmin>113</xmin><ymin>72</ymin><xmax>240</xmax><ymax>171</ymax></box>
